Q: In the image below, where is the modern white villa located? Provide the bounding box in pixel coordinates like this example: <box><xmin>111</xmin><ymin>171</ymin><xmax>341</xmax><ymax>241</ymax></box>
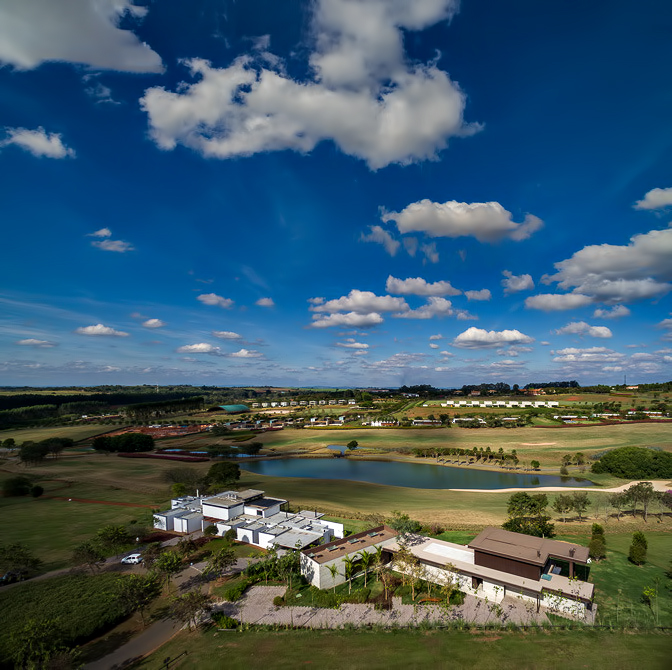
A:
<box><xmin>300</xmin><ymin>526</ymin><xmax>594</xmax><ymax>620</ymax></box>
<box><xmin>153</xmin><ymin>488</ymin><xmax>344</xmax><ymax>550</ymax></box>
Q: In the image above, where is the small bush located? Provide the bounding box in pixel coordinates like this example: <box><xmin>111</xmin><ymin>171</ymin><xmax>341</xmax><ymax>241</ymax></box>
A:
<box><xmin>30</xmin><ymin>485</ymin><xmax>44</xmax><ymax>498</ymax></box>
<box><xmin>221</xmin><ymin>579</ymin><xmax>249</xmax><ymax>602</ymax></box>
<box><xmin>223</xmin><ymin>529</ymin><xmax>236</xmax><ymax>542</ymax></box>
<box><xmin>273</xmin><ymin>595</ymin><xmax>284</xmax><ymax>607</ymax></box>
<box><xmin>342</xmin><ymin>587</ymin><xmax>370</xmax><ymax>604</ymax></box>
<box><xmin>450</xmin><ymin>590</ymin><xmax>466</xmax><ymax>606</ymax></box>
<box><xmin>629</xmin><ymin>531</ymin><xmax>647</xmax><ymax>565</ymax></box>
<box><xmin>203</xmin><ymin>525</ymin><xmax>218</xmax><ymax>537</ymax></box>
<box><xmin>589</xmin><ymin>536</ymin><xmax>606</xmax><ymax>560</ymax></box>
<box><xmin>2</xmin><ymin>476</ymin><xmax>32</xmax><ymax>497</ymax></box>
<box><xmin>591</xmin><ymin>523</ymin><xmax>605</xmax><ymax>537</ymax></box>
<box><xmin>212</xmin><ymin>613</ymin><xmax>238</xmax><ymax>628</ymax></box>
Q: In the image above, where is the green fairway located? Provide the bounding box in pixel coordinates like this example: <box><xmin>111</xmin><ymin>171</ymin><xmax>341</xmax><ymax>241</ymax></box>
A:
<box><xmin>137</xmin><ymin>628</ymin><xmax>671</xmax><ymax>670</ymax></box>
<box><xmin>0</xmin><ymin>423</ymin><xmax>118</xmax><ymax>444</ymax></box>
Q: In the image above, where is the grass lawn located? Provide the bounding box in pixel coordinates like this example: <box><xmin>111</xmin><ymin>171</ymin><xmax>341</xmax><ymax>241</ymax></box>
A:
<box><xmin>136</xmin><ymin>628</ymin><xmax>672</xmax><ymax>670</ymax></box>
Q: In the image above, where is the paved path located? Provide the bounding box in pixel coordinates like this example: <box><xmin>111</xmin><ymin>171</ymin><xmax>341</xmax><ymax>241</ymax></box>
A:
<box><xmin>217</xmin><ymin>585</ymin><xmax>549</xmax><ymax>629</ymax></box>
<box><xmin>450</xmin><ymin>478</ymin><xmax>672</xmax><ymax>493</ymax></box>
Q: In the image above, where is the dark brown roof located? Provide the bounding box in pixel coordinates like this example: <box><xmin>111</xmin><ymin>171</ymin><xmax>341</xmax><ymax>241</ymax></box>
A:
<box><xmin>302</xmin><ymin>525</ymin><xmax>398</xmax><ymax>565</ymax></box>
<box><xmin>468</xmin><ymin>527</ymin><xmax>590</xmax><ymax>566</ymax></box>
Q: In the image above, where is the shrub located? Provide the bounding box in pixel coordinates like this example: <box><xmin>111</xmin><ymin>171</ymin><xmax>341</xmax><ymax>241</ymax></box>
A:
<box><xmin>450</xmin><ymin>590</ymin><xmax>466</xmax><ymax>606</ymax></box>
<box><xmin>30</xmin><ymin>485</ymin><xmax>44</xmax><ymax>498</ymax></box>
<box><xmin>591</xmin><ymin>446</ymin><xmax>672</xmax><ymax>479</ymax></box>
<box><xmin>588</xmin><ymin>536</ymin><xmax>606</xmax><ymax>560</ymax></box>
<box><xmin>221</xmin><ymin>579</ymin><xmax>249</xmax><ymax>602</ymax></box>
<box><xmin>212</xmin><ymin>613</ymin><xmax>238</xmax><ymax>628</ymax></box>
<box><xmin>273</xmin><ymin>595</ymin><xmax>284</xmax><ymax>607</ymax></box>
<box><xmin>223</xmin><ymin>529</ymin><xmax>237</xmax><ymax>542</ymax></box>
<box><xmin>2</xmin><ymin>476</ymin><xmax>32</xmax><ymax>497</ymax></box>
<box><xmin>629</xmin><ymin>531</ymin><xmax>647</xmax><ymax>565</ymax></box>
<box><xmin>591</xmin><ymin>523</ymin><xmax>605</xmax><ymax>537</ymax></box>
<box><xmin>342</xmin><ymin>587</ymin><xmax>370</xmax><ymax>604</ymax></box>
<box><xmin>203</xmin><ymin>525</ymin><xmax>218</xmax><ymax>537</ymax></box>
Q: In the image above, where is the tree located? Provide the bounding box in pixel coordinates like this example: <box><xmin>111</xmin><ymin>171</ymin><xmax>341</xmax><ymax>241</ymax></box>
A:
<box><xmin>531</xmin><ymin>460</ymin><xmax>540</xmax><ymax>471</ymax></box>
<box><xmin>95</xmin><ymin>525</ymin><xmax>131</xmax><ymax>555</ymax></box>
<box><xmin>342</xmin><ymin>554</ymin><xmax>356</xmax><ymax>595</ymax></box>
<box><xmin>10</xmin><ymin>618</ymin><xmax>70</xmax><ymax>670</ymax></box>
<box><xmin>629</xmin><ymin>531</ymin><xmax>647</xmax><ymax>565</ymax></box>
<box><xmin>570</xmin><ymin>491</ymin><xmax>590</xmax><ymax>522</ymax></box>
<box><xmin>0</xmin><ymin>543</ymin><xmax>41</xmax><ymax>576</ymax></box>
<box><xmin>204</xmin><ymin>546</ymin><xmax>236</xmax><ymax>578</ymax></box>
<box><xmin>152</xmin><ymin>551</ymin><xmax>183</xmax><ymax>590</ymax></box>
<box><xmin>589</xmin><ymin>535</ymin><xmax>606</xmax><ymax>560</ymax></box>
<box><xmin>2</xmin><ymin>437</ymin><xmax>16</xmax><ymax>450</ymax></box>
<box><xmin>346</xmin><ymin>440</ymin><xmax>358</xmax><ymax>450</ymax></box>
<box><xmin>609</xmin><ymin>492</ymin><xmax>627</xmax><ymax>520</ymax></box>
<box><xmin>71</xmin><ymin>541</ymin><xmax>106</xmax><ymax>573</ymax></box>
<box><xmin>170</xmin><ymin>591</ymin><xmax>213</xmax><ymax>629</ymax></box>
<box><xmin>2</xmin><ymin>475</ymin><xmax>32</xmax><ymax>497</ymax></box>
<box><xmin>552</xmin><ymin>494</ymin><xmax>573</xmax><ymax>523</ymax></box>
<box><xmin>206</xmin><ymin>461</ymin><xmax>240</xmax><ymax>488</ymax></box>
<box><xmin>502</xmin><ymin>492</ymin><xmax>555</xmax><ymax>537</ymax></box>
<box><xmin>115</xmin><ymin>574</ymin><xmax>160</xmax><ymax>627</ymax></box>
<box><xmin>30</xmin><ymin>485</ymin><xmax>44</xmax><ymax>498</ymax></box>
<box><xmin>357</xmin><ymin>550</ymin><xmax>374</xmax><ymax>587</ymax></box>
<box><xmin>171</xmin><ymin>482</ymin><xmax>188</xmax><ymax>498</ymax></box>
<box><xmin>562</xmin><ymin>454</ymin><xmax>573</xmax><ymax>466</ymax></box>
<box><xmin>628</xmin><ymin>482</ymin><xmax>656</xmax><ymax>521</ymax></box>
<box><xmin>19</xmin><ymin>441</ymin><xmax>49</xmax><ymax>466</ymax></box>
<box><xmin>327</xmin><ymin>562</ymin><xmax>340</xmax><ymax>594</ymax></box>
<box><xmin>389</xmin><ymin>510</ymin><xmax>422</xmax><ymax>538</ymax></box>
<box><xmin>177</xmin><ymin>537</ymin><xmax>198</xmax><ymax>559</ymax></box>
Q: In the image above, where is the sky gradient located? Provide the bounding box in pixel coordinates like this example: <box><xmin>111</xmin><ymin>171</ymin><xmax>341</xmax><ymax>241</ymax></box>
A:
<box><xmin>1</xmin><ymin>0</ymin><xmax>671</xmax><ymax>388</ymax></box>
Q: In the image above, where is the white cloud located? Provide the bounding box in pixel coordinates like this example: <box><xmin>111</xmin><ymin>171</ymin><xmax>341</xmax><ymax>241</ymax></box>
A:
<box><xmin>429</xmin><ymin>343</ymin><xmax>439</xmax><ymax>349</ymax></box>
<box><xmin>403</xmin><ymin>237</ymin><xmax>418</xmax><ymax>257</ymax></box>
<box><xmin>0</xmin><ymin>0</ymin><xmax>163</xmax><ymax>72</ymax></box>
<box><xmin>361</xmin><ymin>226</ymin><xmax>400</xmax><ymax>256</ymax></box>
<box><xmin>197</xmin><ymin>293</ymin><xmax>234</xmax><ymax>309</ymax></box>
<box><xmin>85</xmin><ymin>81</ymin><xmax>119</xmax><ymax>105</ymax></box>
<box><xmin>429</xmin><ymin>334</ymin><xmax>443</xmax><ymax>341</ymax></box>
<box><xmin>421</xmin><ymin>242</ymin><xmax>439</xmax><ymax>263</ymax></box>
<box><xmin>525</xmin><ymin>293</ymin><xmax>593</xmax><ymax>311</ymax></box>
<box><xmin>311</xmin><ymin>289</ymin><xmax>407</xmax><ymax>314</ymax></box>
<box><xmin>141</xmin><ymin>0</ymin><xmax>478</xmax><ymax>170</ymax></box>
<box><xmin>452</xmin><ymin>327</ymin><xmax>534</xmax><ymax>349</ymax></box>
<box><xmin>552</xmin><ymin>346</ymin><xmax>624</xmax><ymax>364</ymax></box>
<box><xmin>593</xmin><ymin>305</ymin><xmax>630</xmax><ymax>319</ymax></box>
<box><xmin>212</xmin><ymin>331</ymin><xmax>242</xmax><ymax>340</ymax></box>
<box><xmin>308</xmin><ymin>297</ymin><xmax>325</xmax><ymax>305</ymax></box>
<box><xmin>501</xmin><ymin>270</ymin><xmax>534</xmax><ymax>295</ymax></box>
<box><xmin>255</xmin><ymin>297</ymin><xmax>275</xmax><ymax>307</ymax></box>
<box><xmin>541</xmin><ymin>226</ymin><xmax>672</xmax><ymax>303</ymax></box>
<box><xmin>382</xmin><ymin>200</ymin><xmax>543</xmax><ymax>243</ymax></box>
<box><xmin>439</xmin><ymin>350</ymin><xmax>454</xmax><ymax>357</ymax></box>
<box><xmin>16</xmin><ymin>338</ymin><xmax>56</xmax><ymax>347</ymax></box>
<box><xmin>142</xmin><ymin>319</ymin><xmax>165</xmax><ymax>329</ymax></box>
<box><xmin>1</xmin><ymin>127</ymin><xmax>75</xmax><ymax>158</ymax></box>
<box><xmin>310</xmin><ymin>312</ymin><xmax>384</xmax><ymax>328</ymax></box>
<box><xmin>176</xmin><ymin>343</ymin><xmax>220</xmax><ymax>354</ymax></box>
<box><xmin>656</xmin><ymin>316</ymin><xmax>672</xmax><ymax>330</ymax></box>
<box><xmin>634</xmin><ymin>187</ymin><xmax>672</xmax><ymax>210</ymax></box>
<box><xmin>394</xmin><ymin>297</ymin><xmax>455</xmax><ymax>319</ymax></box>
<box><xmin>75</xmin><ymin>323</ymin><xmax>129</xmax><ymax>337</ymax></box>
<box><xmin>456</xmin><ymin>309</ymin><xmax>477</xmax><ymax>320</ymax></box>
<box><xmin>554</xmin><ymin>321</ymin><xmax>613</xmax><ymax>338</ymax></box>
<box><xmin>464</xmin><ymin>289</ymin><xmax>491</xmax><ymax>301</ymax></box>
<box><xmin>89</xmin><ymin>228</ymin><xmax>111</xmax><ymax>238</ymax></box>
<box><xmin>336</xmin><ymin>339</ymin><xmax>369</xmax><ymax>349</ymax></box>
<box><xmin>386</xmin><ymin>275</ymin><xmax>461</xmax><ymax>297</ymax></box>
<box><xmin>228</xmin><ymin>348</ymin><xmax>263</xmax><ymax>358</ymax></box>
<box><xmin>92</xmin><ymin>239</ymin><xmax>134</xmax><ymax>253</ymax></box>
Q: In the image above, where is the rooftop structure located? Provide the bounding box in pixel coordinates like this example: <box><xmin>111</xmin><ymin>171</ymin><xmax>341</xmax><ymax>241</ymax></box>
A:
<box><xmin>218</xmin><ymin>404</ymin><xmax>250</xmax><ymax>413</ymax></box>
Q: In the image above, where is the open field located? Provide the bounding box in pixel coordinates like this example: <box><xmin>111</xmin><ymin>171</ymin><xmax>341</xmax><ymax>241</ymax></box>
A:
<box><xmin>137</xmin><ymin>628</ymin><xmax>672</xmax><ymax>670</ymax></box>
<box><xmin>0</xmin><ymin>424</ymin><xmax>119</xmax><ymax>443</ymax></box>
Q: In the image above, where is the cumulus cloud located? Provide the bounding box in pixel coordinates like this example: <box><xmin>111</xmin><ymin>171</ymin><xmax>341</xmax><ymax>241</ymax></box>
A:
<box><xmin>255</xmin><ymin>297</ymin><xmax>275</xmax><ymax>307</ymax></box>
<box><xmin>310</xmin><ymin>312</ymin><xmax>384</xmax><ymax>329</ymax></box>
<box><xmin>501</xmin><ymin>270</ymin><xmax>534</xmax><ymax>295</ymax></box>
<box><xmin>452</xmin><ymin>327</ymin><xmax>534</xmax><ymax>349</ymax></box>
<box><xmin>311</xmin><ymin>289</ymin><xmax>407</xmax><ymax>315</ymax></box>
<box><xmin>429</xmin><ymin>334</ymin><xmax>443</xmax><ymax>341</ymax></box>
<box><xmin>394</xmin><ymin>297</ymin><xmax>455</xmax><ymax>319</ymax></box>
<box><xmin>16</xmin><ymin>338</ymin><xmax>56</xmax><ymax>347</ymax></box>
<box><xmin>464</xmin><ymin>289</ymin><xmax>491</xmax><ymax>301</ymax></box>
<box><xmin>593</xmin><ymin>305</ymin><xmax>630</xmax><ymax>319</ymax></box>
<box><xmin>554</xmin><ymin>321</ymin><xmax>613</xmax><ymax>338</ymax></box>
<box><xmin>429</xmin><ymin>343</ymin><xmax>439</xmax><ymax>349</ymax></box>
<box><xmin>1</xmin><ymin>127</ymin><xmax>75</xmax><ymax>158</ymax></box>
<box><xmin>197</xmin><ymin>293</ymin><xmax>234</xmax><ymax>309</ymax></box>
<box><xmin>212</xmin><ymin>331</ymin><xmax>242</xmax><ymax>340</ymax></box>
<box><xmin>385</xmin><ymin>275</ymin><xmax>461</xmax><ymax>297</ymax></box>
<box><xmin>89</xmin><ymin>228</ymin><xmax>111</xmax><ymax>238</ymax></box>
<box><xmin>176</xmin><ymin>343</ymin><xmax>220</xmax><ymax>354</ymax></box>
<box><xmin>92</xmin><ymin>239</ymin><xmax>134</xmax><ymax>253</ymax></box>
<box><xmin>361</xmin><ymin>226</ymin><xmax>400</xmax><ymax>256</ymax></box>
<box><xmin>382</xmin><ymin>200</ymin><xmax>543</xmax><ymax>243</ymax></box>
<box><xmin>75</xmin><ymin>324</ymin><xmax>129</xmax><ymax>337</ymax></box>
<box><xmin>552</xmin><ymin>346</ymin><xmax>624</xmax><ymax>364</ymax></box>
<box><xmin>142</xmin><ymin>319</ymin><xmax>165</xmax><ymax>329</ymax></box>
<box><xmin>634</xmin><ymin>187</ymin><xmax>672</xmax><ymax>210</ymax></box>
<box><xmin>336</xmin><ymin>339</ymin><xmax>369</xmax><ymax>349</ymax></box>
<box><xmin>0</xmin><ymin>0</ymin><xmax>163</xmax><ymax>72</ymax></box>
<box><xmin>141</xmin><ymin>0</ymin><xmax>478</xmax><ymax>170</ymax></box>
<box><xmin>525</xmin><ymin>293</ymin><xmax>593</xmax><ymax>311</ymax></box>
<box><xmin>228</xmin><ymin>348</ymin><xmax>263</xmax><ymax>358</ymax></box>
<box><xmin>541</xmin><ymin>226</ymin><xmax>672</xmax><ymax>303</ymax></box>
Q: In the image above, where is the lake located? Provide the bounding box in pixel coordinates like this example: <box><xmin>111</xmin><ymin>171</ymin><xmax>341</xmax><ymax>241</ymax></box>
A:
<box><xmin>241</xmin><ymin>458</ymin><xmax>592</xmax><ymax>490</ymax></box>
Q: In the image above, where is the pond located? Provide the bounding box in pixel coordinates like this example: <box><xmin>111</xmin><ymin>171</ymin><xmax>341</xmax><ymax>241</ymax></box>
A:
<box><xmin>241</xmin><ymin>458</ymin><xmax>592</xmax><ymax>490</ymax></box>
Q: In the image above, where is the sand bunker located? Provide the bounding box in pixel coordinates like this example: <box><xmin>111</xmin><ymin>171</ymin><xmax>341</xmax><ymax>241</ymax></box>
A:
<box><xmin>520</xmin><ymin>442</ymin><xmax>557</xmax><ymax>446</ymax></box>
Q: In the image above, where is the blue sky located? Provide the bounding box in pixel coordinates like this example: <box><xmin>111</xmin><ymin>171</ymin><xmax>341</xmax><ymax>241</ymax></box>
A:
<box><xmin>1</xmin><ymin>0</ymin><xmax>671</xmax><ymax>388</ymax></box>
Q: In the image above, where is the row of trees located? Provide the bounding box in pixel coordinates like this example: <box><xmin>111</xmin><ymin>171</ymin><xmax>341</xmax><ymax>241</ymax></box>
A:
<box><xmin>18</xmin><ymin>437</ymin><xmax>74</xmax><ymax>465</ymax></box>
<box><xmin>92</xmin><ymin>432</ymin><xmax>154</xmax><ymax>453</ymax></box>
<box><xmin>591</xmin><ymin>446</ymin><xmax>672</xmax><ymax>479</ymax></box>
<box><xmin>165</xmin><ymin>462</ymin><xmax>241</xmax><ymax>497</ymax></box>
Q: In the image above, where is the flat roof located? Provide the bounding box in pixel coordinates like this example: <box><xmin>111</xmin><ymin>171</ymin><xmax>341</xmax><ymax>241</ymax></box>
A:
<box><xmin>302</xmin><ymin>525</ymin><xmax>398</xmax><ymax>565</ymax></box>
<box><xmin>245</xmin><ymin>496</ymin><xmax>287</xmax><ymax>509</ymax></box>
<box><xmin>468</xmin><ymin>527</ymin><xmax>590</xmax><ymax>566</ymax></box>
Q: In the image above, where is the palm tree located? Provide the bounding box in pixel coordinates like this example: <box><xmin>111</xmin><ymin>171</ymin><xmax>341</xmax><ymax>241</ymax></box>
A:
<box><xmin>358</xmin><ymin>551</ymin><xmax>373</xmax><ymax>587</ymax></box>
<box><xmin>342</xmin><ymin>555</ymin><xmax>356</xmax><ymax>594</ymax></box>
<box><xmin>326</xmin><ymin>562</ymin><xmax>340</xmax><ymax>594</ymax></box>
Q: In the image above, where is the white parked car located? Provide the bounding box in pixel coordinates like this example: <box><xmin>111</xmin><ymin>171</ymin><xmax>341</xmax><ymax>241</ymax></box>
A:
<box><xmin>121</xmin><ymin>553</ymin><xmax>143</xmax><ymax>565</ymax></box>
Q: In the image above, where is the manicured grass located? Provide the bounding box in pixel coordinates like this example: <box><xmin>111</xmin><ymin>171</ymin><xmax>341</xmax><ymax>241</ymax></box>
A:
<box><xmin>137</xmin><ymin>628</ymin><xmax>672</xmax><ymax>670</ymax></box>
